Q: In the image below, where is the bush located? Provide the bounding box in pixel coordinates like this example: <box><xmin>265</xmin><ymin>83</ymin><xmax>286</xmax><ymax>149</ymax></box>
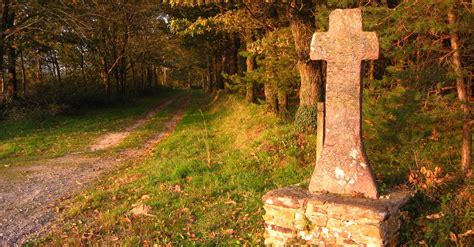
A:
<box><xmin>2</xmin><ymin>77</ymin><xmax>112</xmax><ymax>120</ymax></box>
<box><xmin>29</xmin><ymin>78</ymin><xmax>109</xmax><ymax>108</ymax></box>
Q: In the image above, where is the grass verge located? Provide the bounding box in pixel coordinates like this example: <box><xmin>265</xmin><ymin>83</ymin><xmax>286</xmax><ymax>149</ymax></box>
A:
<box><xmin>41</xmin><ymin>91</ymin><xmax>316</xmax><ymax>245</ymax></box>
<box><xmin>36</xmin><ymin>90</ymin><xmax>473</xmax><ymax>246</ymax></box>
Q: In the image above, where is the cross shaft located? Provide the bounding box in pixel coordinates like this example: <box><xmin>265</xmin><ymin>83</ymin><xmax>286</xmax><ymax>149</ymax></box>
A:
<box><xmin>308</xmin><ymin>9</ymin><xmax>379</xmax><ymax>198</ymax></box>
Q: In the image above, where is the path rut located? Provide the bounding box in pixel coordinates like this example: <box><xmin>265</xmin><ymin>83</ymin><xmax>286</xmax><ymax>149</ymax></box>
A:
<box><xmin>0</xmin><ymin>94</ymin><xmax>189</xmax><ymax>245</ymax></box>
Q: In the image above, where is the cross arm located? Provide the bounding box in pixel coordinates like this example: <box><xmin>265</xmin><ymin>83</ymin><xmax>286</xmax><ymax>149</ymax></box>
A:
<box><xmin>361</xmin><ymin>32</ymin><xmax>379</xmax><ymax>60</ymax></box>
<box><xmin>310</xmin><ymin>32</ymin><xmax>331</xmax><ymax>61</ymax></box>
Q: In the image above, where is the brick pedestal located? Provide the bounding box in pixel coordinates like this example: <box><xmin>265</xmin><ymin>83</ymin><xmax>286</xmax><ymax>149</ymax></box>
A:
<box><xmin>262</xmin><ymin>187</ymin><xmax>410</xmax><ymax>246</ymax></box>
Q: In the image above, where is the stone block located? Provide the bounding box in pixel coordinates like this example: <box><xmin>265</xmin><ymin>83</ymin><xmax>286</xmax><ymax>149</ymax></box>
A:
<box><xmin>305</xmin><ymin>212</ymin><xmax>328</xmax><ymax>227</ymax></box>
<box><xmin>262</xmin><ymin>186</ymin><xmax>410</xmax><ymax>246</ymax></box>
<box><xmin>262</xmin><ymin>186</ymin><xmax>309</xmax><ymax>209</ymax></box>
<box><xmin>263</xmin><ymin>204</ymin><xmax>297</xmax><ymax>228</ymax></box>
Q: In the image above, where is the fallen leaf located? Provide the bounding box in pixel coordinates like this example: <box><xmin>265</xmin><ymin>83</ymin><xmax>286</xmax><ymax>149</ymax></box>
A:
<box><xmin>106</xmin><ymin>236</ymin><xmax>119</xmax><ymax>241</ymax></box>
<box><xmin>429</xmin><ymin>129</ymin><xmax>439</xmax><ymax>141</ymax></box>
<box><xmin>459</xmin><ymin>229</ymin><xmax>474</xmax><ymax>238</ymax></box>
<box><xmin>173</xmin><ymin>185</ymin><xmax>182</xmax><ymax>192</ymax></box>
<box><xmin>129</xmin><ymin>203</ymin><xmax>156</xmax><ymax>217</ymax></box>
<box><xmin>449</xmin><ymin>232</ymin><xmax>457</xmax><ymax>242</ymax></box>
<box><xmin>224</xmin><ymin>200</ymin><xmax>237</xmax><ymax>205</ymax></box>
<box><xmin>426</xmin><ymin>212</ymin><xmax>444</xmax><ymax>220</ymax></box>
<box><xmin>223</xmin><ymin>229</ymin><xmax>234</xmax><ymax>235</ymax></box>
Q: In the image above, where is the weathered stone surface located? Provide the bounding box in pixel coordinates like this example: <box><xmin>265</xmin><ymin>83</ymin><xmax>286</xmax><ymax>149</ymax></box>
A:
<box><xmin>305</xmin><ymin>212</ymin><xmax>327</xmax><ymax>227</ymax></box>
<box><xmin>308</xmin><ymin>8</ymin><xmax>379</xmax><ymax>198</ymax></box>
<box><xmin>262</xmin><ymin>186</ymin><xmax>410</xmax><ymax>246</ymax></box>
<box><xmin>263</xmin><ymin>205</ymin><xmax>298</xmax><ymax>229</ymax></box>
<box><xmin>262</xmin><ymin>186</ymin><xmax>310</xmax><ymax>209</ymax></box>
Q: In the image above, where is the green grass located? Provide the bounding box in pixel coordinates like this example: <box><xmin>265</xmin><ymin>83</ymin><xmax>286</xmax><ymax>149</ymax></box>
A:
<box><xmin>34</xmin><ymin>90</ymin><xmax>472</xmax><ymax>246</ymax></box>
<box><xmin>42</xmin><ymin>91</ymin><xmax>316</xmax><ymax>245</ymax></box>
<box><xmin>0</xmin><ymin>91</ymin><xmax>176</xmax><ymax>167</ymax></box>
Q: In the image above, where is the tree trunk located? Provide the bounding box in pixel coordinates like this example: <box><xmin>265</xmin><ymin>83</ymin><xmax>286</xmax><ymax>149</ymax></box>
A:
<box><xmin>121</xmin><ymin>22</ymin><xmax>129</xmax><ymax>97</ymax></box>
<box><xmin>229</xmin><ymin>33</ymin><xmax>239</xmax><ymax>76</ymax></box>
<box><xmin>296</xmin><ymin>61</ymin><xmax>322</xmax><ymax>106</ymax></box>
<box><xmin>153</xmin><ymin>65</ymin><xmax>160</xmax><ymax>87</ymax></box>
<box><xmin>214</xmin><ymin>53</ymin><xmax>224</xmax><ymax>90</ymax></box>
<box><xmin>187</xmin><ymin>66</ymin><xmax>192</xmax><ymax>88</ymax></box>
<box><xmin>206</xmin><ymin>54</ymin><xmax>212</xmax><ymax>92</ymax></box>
<box><xmin>238</xmin><ymin>45</ymin><xmax>246</xmax><ymax>77</ymax></box>
<box><xmin>147</xmin><ymin>66</ymin><xmax>152</xmax><ymax>89</ymax></box>
<box><xmin>0</xmin><ymin>0</ymin><xmax>9</xmax><ymax>101</ymax></box>
<box><xmin>5</xmin><ymin>0</ymin><xmax>16</xmax><ymax>101</ymax></box>
<box><xmin>162</xmin><ymin>67</ymin><xmax>168</xmax><ymax>86</ymax></box>
<box><xmin>448</xmin><ymin>7</ymin><xmax>471</xmax><ymax>175</ymax></box>
<box><xmin>20</xmin><ymin>50</ymin><xmax>26</xmax><ymax>96</ymax></box>
<box><xmin>130</xmin><ymin>59</ymin><xmax>136</xmax><ymax>95</ymax></box>
<box><xmin>101</xmin><ymin>54</ymin><xmax>110</xmax><ymax>97</ymax></box>
<box><xmin>140</xmin><ymin>63</ymin><xmax>144</xmax><ymax>91</ymax></box>
<box><xmin>288</xmin><ymin>0</ymin><xmax>324</xmax><ymax>132</ymax></box>
<box><xmin>112</xmin><ymin>41</ymin><xmax>120</xmax><ymax>97</ymax></box>
<box><xmin>245</xmin><ymin>54</ymin><xmax>256</xmax><ymax>102</ymax></box>
<box><xmin>278</xmin><ymin>90</ymin><xmax>288</xmax><ymax>113</ymax></box>
<box><xmin>121</xmin><ymin>56</ymin><xmax>128</xmax><ymax>96</ymax></box>
<box><xmin>79</xmin><ymin>48</ymin><xmax>87</xmax><ymax>85</ymax></box>
<box><xmin>368</xmin><ymin>61</ymin><xmax>375</xmax><ymax>80</ymax></box>
<box><xmin>35</xmin><ymin>51</ymin><xmax>42</xmax><ymax>83</ymax></box>
<box><xmin>53</xmin><ymin>53</ymin><xmax>61</xmax><ymax>85</ymax></box>
<box><xmin>6</xmin><ymin>41</ymin><xmax>16</xmax><ymax>101</ymax></box>
<box><xmin>264</xmin><ymin>82</ymin><xmax>278</xmax><ymax>113</ymax></box>
<box><xmin>47</xmin><ymin>63</ymin><xmax>55</xmax><ymax>80</ymax></box>
<box><xmin>200</xmin><ymin>73</ymin><xmax>205</xmax><ymax>88</ymax></box>
<box><xmin>220</xmin><ymin>49</ymin><xmax>227</xmax><ymax>89</ymax></box>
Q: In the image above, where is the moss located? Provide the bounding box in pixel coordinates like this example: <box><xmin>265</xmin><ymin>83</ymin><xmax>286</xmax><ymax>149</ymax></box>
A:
<box><xmin>294</xmin><ymin>105</ymin><xmax>318</xmax><ymax>133</ymax></box>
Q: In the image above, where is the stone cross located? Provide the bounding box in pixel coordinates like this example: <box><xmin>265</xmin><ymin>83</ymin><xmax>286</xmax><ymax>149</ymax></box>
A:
<box><xmin>309</xmin><ymin>9</ymin><xmax>379</xmax><ymax>198</ymax></box>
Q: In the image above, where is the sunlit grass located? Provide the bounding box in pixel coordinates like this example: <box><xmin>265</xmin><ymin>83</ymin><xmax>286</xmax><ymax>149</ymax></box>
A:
<box><xmin>35</xmin><ymin>90</ymin><xmax>472</xmax><ymax>246</ymax></box>
<box><xmin>0</xmin><ymin>92</ymin><xmax>175</xmax><ymax>167</ymax></box>
<box><xmin>42</xmin><ymin>91</ymin><xmax>316</xmax><ymax>245</ymax></box>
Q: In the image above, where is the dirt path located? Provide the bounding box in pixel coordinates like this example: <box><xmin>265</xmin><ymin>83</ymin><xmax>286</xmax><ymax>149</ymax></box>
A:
<box><xmin>0</xmin><ymin>94</ymin><xmax>190</xmax><ymax>245</ymax></box>
<box><xmin>88</xmin><ymin>96</ymin><xmax>176</xmax><ymax>151</ymax></box>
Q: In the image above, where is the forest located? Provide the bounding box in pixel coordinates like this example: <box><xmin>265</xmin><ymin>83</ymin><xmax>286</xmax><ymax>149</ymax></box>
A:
<box><xmin>0</xmin><ymin>0</ymin><xmax>472</xmax><ymax>245</ymax></box>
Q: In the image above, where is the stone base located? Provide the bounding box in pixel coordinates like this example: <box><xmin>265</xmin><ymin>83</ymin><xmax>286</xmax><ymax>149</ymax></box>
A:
<box><xmin>262</xmin><ymin>187</ymin><xmax>410</xmax><ymax>246</ymax></box>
